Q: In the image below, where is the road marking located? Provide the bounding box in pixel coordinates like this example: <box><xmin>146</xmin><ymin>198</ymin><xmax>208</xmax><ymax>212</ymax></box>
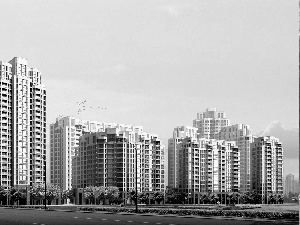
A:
<box><xmin>127</xmin><ymin>221</ymin><xmax>133</xmax><ymax>223</ymax></box>
<box><xmin>32</xmin><ymin>223</ymin><xmax>37</xmax><ymax>225</ymax></box>
<box><xmin>143</xmin><ymin>222</ymin><xmax>149</xmax><ymax>224</ymax></box>
<box><xmin>102</xmin><ymin>219</ymin><xmax>107</xmax><ymax>220</ymax></box>
<box><xmin>156</xmin><ymin>223</ymin><xmax>161</xmax><ymax>225</ymax></box>
<box><xmin>74</xmin><ymin>217</ymin><xmax>78</xmax><ymax>219</ymax></box>
<box><xmin>115</xmin><ymin>220</ymin><xmax>120</xmax><ymax>221</ymax></box>
<box><xmin>86</xmin><ymin>218</ymin><xmax>92</xmax><ymax>219</ymax></box>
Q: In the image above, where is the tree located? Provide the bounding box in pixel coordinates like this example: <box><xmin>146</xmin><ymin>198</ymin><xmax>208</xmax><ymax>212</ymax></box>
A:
<box><xmin>240</xmin><ymin>191</ymin><xmax>252</xmax><ymax>204</ymax></box>
<box><xmin>249</xmin><ymin>191</ymin><xmax>261</xmax><ymax>204</ymax></box>
<box><xmin>165</xmin><ymin>187</ymin><xmax>186</xmax><ymax>204</ymax></box>
<box><xmin>62</xmin><ymin>189</ymin><xmax>74</xmax><ymax>201</ymax></box>
<box><xmin>83</xmin><ymin>186</ymin><xmax>114</xmax><ymax>205</ymax></box>
<box><xmin>268</xmin><ymin>193</ymin><xmax>277</xmax><ymax>204</ymax></box>
<box><xmin>10</xmin><ymin>187</ymin><xmax>26</xmax><ymax>205</ymax></box>
<box><xmin>227</xmin><ymin>192</ymin><xmax>240</xmax><ymax>205</ymax></box>
<box><xmin>208</xmin><ymin>193</ymin><xmax>219</xmax><ymax>204</ymax></box>
<box><xmin>138</xmin><ymin>192</ymin><xmax>149</xmax><ymax>204</ymax></box>
<box><xmin>46</xmin><ymin>184</ymin><xmax>61</xmax><ymax>204</ymax></box>
<box><xmin>30</xmin><ymin>183</ymin><xmax>61</xmax><ymax>205</ymax></box>
<box><xmin>30</xmin><ymin>184</ymin><xmax>45</xmax><ymax>204</ymax></box>
<box><xmin>153</xmin><ymin>191</ymin><xmax>164</xmax><ymax>204</ymax></box>
<box><xmin>276</xmin><ymin>194</ymin><xmax>284</xmax><ymax>204</ymax></box>
<box><xmin>95</xmin><ymin>186</ymin><xmax>106</xmax><ymax>204</ymax></box>
<box><xmin>175</xmin><ymin>191</ymin><xmax>187</xmax><ymax>204</ymax></box>
<box><xmin>105</xmin><ymin>186</ymin><xmax>120</xmax><ymax>203</ymax></box>
<box><xmin>128</xmin><ymin>189</ymin><xmax>137</xmax><ymax>204</ymax></box>
<box><xmin>0</xmin><ymin>186</ymin><xmax>9</xmax><ymax>205</ymax></box>
<box><xmin>83</xmin><ymin>186</ymin><xmax>97</xmax><ymax>204</ymax></box>
<box><xmin>199</xmin><ymin>193</ymin><xmax>210</xmax><ymax>204</ymax></box>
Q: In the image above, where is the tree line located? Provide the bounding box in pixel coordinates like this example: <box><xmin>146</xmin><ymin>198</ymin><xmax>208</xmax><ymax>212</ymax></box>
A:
<box><xmin>0</xmin><ymin>184</ymin><xmax>72</xmax><ymax>205</ymax></box>
<box><xmin>0</xmin><ymin>184</ymin><xmax>285</xmax><ymax>205</ymax></box>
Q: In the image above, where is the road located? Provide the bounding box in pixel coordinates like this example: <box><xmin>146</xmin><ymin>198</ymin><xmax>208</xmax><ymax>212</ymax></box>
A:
<box><xmin>0</xmin><ymin>208</ymin><xmax>296</xmax><ymax>225</ymax></box>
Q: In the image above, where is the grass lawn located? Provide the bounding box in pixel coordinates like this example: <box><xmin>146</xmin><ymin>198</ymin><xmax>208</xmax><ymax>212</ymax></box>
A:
<box><xmin>250</xmin><ymin>203</ymin><xmax>299</xmax><ymax>212</ymax></box>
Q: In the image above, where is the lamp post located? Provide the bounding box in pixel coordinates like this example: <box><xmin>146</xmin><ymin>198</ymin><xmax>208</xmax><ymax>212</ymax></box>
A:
<box><xmin>135</xmin><ymin>146</ymin><xmax>138</xmax><ymax>213</ymax></box>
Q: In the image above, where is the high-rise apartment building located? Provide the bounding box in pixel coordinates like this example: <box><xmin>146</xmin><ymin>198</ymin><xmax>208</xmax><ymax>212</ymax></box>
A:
<box><xmin>218</xmin><ymin>124</ymin><xmax>252</xmax><ymax>192</ymax></box>
<box><xmin>72</xmin><ymin>127</ymin><xmax>165</xmax><ymax>199</ymax></box>
<box><xmin>285</xmin><ymin>174</ymin><xmax>295</xmax><ymax>196</ymax></box>
<box><xmin>250</xmin><ymin>136</ymin><xmax>283</xmax><ymax>203</ymax></box>
<box><xmin>0</xmin><ymin>57</ymin><xmax>46</xmax><ymax>190</ymax></box>
<box><xmin>50</xmin><ymin>116</ymin><xmax>116</xmax><ymax>190</ymax></box>
<box><xmin>193</xmin><ymin>108</ymin><xmax>230</xmax><ymax>139</ymax></box>
<box><xmin>50</xmin><ymin>116</ymin><xmax>159</xmax><ymax>191</ymax></box>
<box><xmin>168</xmin><ymin>126</ymin><xmax>198</xmax><ymax>188</ymax></box>
<box><xmin>177</xmin><ymin>137</ymin><xmax>239</xmax><ymax>204</ymax></box>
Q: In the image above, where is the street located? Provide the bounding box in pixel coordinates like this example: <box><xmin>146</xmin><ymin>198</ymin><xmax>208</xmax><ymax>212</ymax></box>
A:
<box><xmin>0</xmin><ymin>208</ymin><xmax>295</xmax><ymax>225</ymax></box>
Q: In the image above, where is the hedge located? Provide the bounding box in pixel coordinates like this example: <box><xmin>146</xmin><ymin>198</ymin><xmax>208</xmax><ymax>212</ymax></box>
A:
<box><xmin>0</xmin><ymin>204</ymin><xmax>297</xmax><ymax>220</ymax></box>
<box><xmin>77</xmin><ymin>206</ymin><xmax>298</xmax><ymax>220</ymax></box>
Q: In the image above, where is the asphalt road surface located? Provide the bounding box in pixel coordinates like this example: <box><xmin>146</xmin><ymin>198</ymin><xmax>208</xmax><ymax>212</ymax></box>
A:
<box><xmin>0</xmin><ymin>208</ymin><xmax>295</xmax><ymax>225</ymax></box>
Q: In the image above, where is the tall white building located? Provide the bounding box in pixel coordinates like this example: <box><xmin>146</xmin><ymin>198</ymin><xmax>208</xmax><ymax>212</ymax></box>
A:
<box><xmin>72</xmin><ymin>127</ymin><xmax>165</xmax><ymax>200</ymax></box>
<box><xmin>0</xmin><ymin>57</ymin><xmax>46</xmax><ymax>190</ymax></box>
<box><xmin>50</xmin><ymin>116</ymin><xmax>109</xmax><ymax>190</ymax></box>
<box><xmin>168</xmin><ymin>126</ymin><xmax>198</xmax><ymax>188</ymax></box>
<box><xmin>177</xmin><ymin>137</ymin><xmax>239</xmax><ymax>204</ymax></box>
<box><xmin>218</xmin><ymin>124</ymin><xmax>253</xmax><ymax>192</ymax></box>
<box><xmin>250</xmin><ymin>136</ymin><xmax>283</xmax><ymax>203</ymax></box>
<box><xmin>50</xmin><ymin>116</ymin><xmax>163</xmax><ymax>191</ymax></box>
<box><xmin>193</xmin><ymin>108</ymin><xmax>230</xmax><ymax>139</ymax></box>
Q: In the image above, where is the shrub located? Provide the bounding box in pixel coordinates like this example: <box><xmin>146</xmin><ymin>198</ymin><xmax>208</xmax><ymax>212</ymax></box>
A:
<box><xmin>77</xmin><ymin>206</ymin><xmax>298</xmax><ymax>220</ymax></box>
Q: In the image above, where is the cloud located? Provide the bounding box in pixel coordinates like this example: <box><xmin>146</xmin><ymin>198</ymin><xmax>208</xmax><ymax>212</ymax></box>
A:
<box><xmin>255</xmin><ymin>121</ymin><xmax>299</xmax><ymax>159</ymax></box>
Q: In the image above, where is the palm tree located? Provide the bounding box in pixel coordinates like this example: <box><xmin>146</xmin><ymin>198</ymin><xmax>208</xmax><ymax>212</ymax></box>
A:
<box><xmin>199</xmin><ymin>192</ymin><xmax>210</xmax><ymax>204</ymax></box>
<box><xmin>276</xmin><ymin>194</ymin><xmax>284</xmax><ymax>204</ymax></box>
<box><xmin>227</xmin><ymin>192</ymin><xmax>240</xmax><ymax>205</ymax></box>
<box><xmin>208</xmin><ymin>193</ymin><xmax>219</xmax><ymax>204</ymax></box>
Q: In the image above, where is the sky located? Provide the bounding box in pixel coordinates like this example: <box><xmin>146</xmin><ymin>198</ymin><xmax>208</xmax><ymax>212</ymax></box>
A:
<box><xmin>0</xmin><ymin>0</ymin><xmax>298</xmax><ymax>179</ymax></box>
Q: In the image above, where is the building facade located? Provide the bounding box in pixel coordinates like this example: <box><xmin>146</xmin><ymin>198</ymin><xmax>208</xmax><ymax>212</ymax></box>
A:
<box><xmin>250</xmin><ymin>136</ymin><xmax>283</xmax><ymax>203</ymax></box>
<box><xmin>50</xmin><ymin>116</ymin><xmax>163</xmax><ymax>191</ymax></box>
<box><xmin>72</xmin><ymin>127</ymin><xmax>165</xmax><ymax>199</ymax></box>
<box><xmin>193</xmin><ymin>108</ymin><xmax>230</xmax><ymax>139</ymax></box>
<box><xmin>0</xmin><ymin>57</ymin><xmax>46</xmax><ymax>190</ymax></box>
<box><xmin>176</xmin><ymin>137</ymin><xmax>239</xmax><ymax>204</ymax></box>
<box><xmin>217</xmin><ymin>124</ymin><xmax>252</xmax><ymax>192</ymax></box>
<box><xmin>168</xmin><ymin>126</ymin><xmax>198</xmax><ymax>188</ymax></box>
<box><xmin>50</xmin><ymin>116</ymin><xmax>115</xmax><ymax>190</ymax></box>
<box><xmin>284</xmin><ymin>174</ymin><xmax>295</xmax><ymax>196</ymax></box>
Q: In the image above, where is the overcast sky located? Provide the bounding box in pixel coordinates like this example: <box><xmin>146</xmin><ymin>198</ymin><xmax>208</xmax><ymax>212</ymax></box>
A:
<box><xmin>1</xmin><ymin>0</ymin><xmax>298</xmax><ymax>179</ymax></box>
